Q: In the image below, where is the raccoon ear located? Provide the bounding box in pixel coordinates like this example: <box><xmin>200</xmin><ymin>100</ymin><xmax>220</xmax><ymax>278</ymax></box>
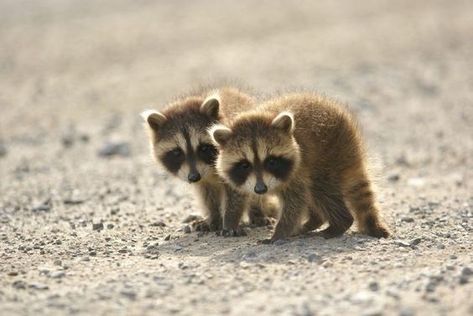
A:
<box><xmin>209</xmin><ymin>124</ymin><xmax>232</xmax><ymax>147</ymax></box>
<box><xmin>200</xmin><ymin>96</ymin><xmax>220</xmax><ymax>119</ymax></box>
<box><xmin>271</xmin><ymin>111</ymin><xmax>294</xmax><ymax>134</ymax></box>
<box><xmin>140</xmin><ymin>110</ymin><xmax>167</xmax><ymax>130</ymax></box>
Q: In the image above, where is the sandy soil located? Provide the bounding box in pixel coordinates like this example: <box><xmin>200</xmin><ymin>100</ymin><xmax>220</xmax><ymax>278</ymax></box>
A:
<box><xmin>1</xmin><ymin>1</ymin><xmax>472</xmax><ymax>315</ymax></box>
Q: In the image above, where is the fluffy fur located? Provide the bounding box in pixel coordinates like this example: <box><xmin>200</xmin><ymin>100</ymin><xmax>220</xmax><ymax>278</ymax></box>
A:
<box><xmin>211</xmin><ymin>92</ymin><xmax>390</xmax><ymax>242</ymax></box>
<box><xmin>142</xmin><ymin>87</ymin><xmax>276</xmax><ymax>234</ymax></box>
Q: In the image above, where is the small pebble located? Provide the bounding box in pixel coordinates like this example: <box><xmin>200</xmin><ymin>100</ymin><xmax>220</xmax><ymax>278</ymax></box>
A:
<box><xmin>120</xmin><ymin>289</ymin><xmax>137</xmax><ymax>300</ymax></box>
<box><xmin>61</xmin><ymin>133</ymin><xmax>75</xmax><ymax>148</ymax></box>
<box><xmin>322</xmin><ymin>261</ymin><xmax>333</xmax><ymax>268</ymax></box>
<box><xmin>368</xmin><ymin>281</ymin><xmax>379</xmax><ymax>292</ymax></box>
<box><xmin>150</xmin><ymin>221</ymin><xmax>166</xmax><ymax>227</ymax></box>
<box><xmin>387</xmin><ymin>173</ymin><xmax>400</xmax><ymax>182</ymax></box>
<box><xmin>92</xmin><ymin>222</ymin><xmax>104</xmax><ymax>231</ymax></box>
<box><xmin>49</xmin><ymin>271</ymin><xmax>65</xmax><ymax>279</ymax></box>
<box><xmin>407</xmin><ymin>177</ymin><xmax>426</xmax><ymax>187</ymax></box>
<box><xmin>399</xmin><ymin>307</ymin><xmax>415</xmax><ymax>316</ymax></box>
<box><xmin>459</xmin><ymin>276</ymin><xmax>469</xmax><ymax>285</ymax></box>
<box><xmin>97</xmin><ymin>141</ymin><xmax>131</xmax><ymax>157</ymax></box>
<box><xmin>0</xmin><ymin>143</ymin><xmax>7</xmax><ymax>157</ymax></box>
<box><xmin>183</xmin><ymin>225</ymin><xmax>192</xmax><ymax>234</ymax></box>
<box><xmin>63</xmin><ymin>198</ymin><xmax>85</xmax><ymax>205</ymax></box>
<box><xmin>29</xmin><ymin>283</ymin><xmax>49</xmax><ymax>290</ymax></box>
<box><xmin>410</xmin><ymin>238</ymin><xmax>422</xmax><ymax>246</ymax></box>
<box><xmin>32</xmin><ymin>199</ymin><xmax>52</xmax><ymax>212</ymax></box>
<box><xmin>12</xmin><ymin>280</ymin><xmax>27</xmax><ymax>289</ymax></box>
<box><xmin>461</xmin><ymin>267</ymin><xmax>473</xmax><ymax>276</ymax></box>
<box><xmin>307</xmin><ymin>254</ymin><xmax>321</xmax><ymax>263</ymax></box>
<box><xmin>395</xmin><ymin>240</ymin><xmax>411</xmax><ymax>247</ymax></box>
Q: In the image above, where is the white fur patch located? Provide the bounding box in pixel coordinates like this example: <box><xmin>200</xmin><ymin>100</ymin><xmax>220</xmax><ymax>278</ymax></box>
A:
<box><xmin>263</xmin><ymin>173</ymin><xmax>281</xmax><ymax>192</ymax></box>
<box><xmin>242</xmin><ymin>174</ymin><xmax>257</xmax><ymax>194</ymax></box>
<box><xmin>177</xmin><ymin>164</ymin><xmax>190</xmax><ymax>182</ymax></box>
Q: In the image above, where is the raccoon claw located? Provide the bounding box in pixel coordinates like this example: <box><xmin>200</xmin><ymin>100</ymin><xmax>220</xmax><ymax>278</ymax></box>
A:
<box><xmin>191</xmin><ymin>218</ymin><xmax>222</xmax><ymax>232</ymax></box>
<box><xmin>317</xmin><ymin>227</ymin><xmax>346</xmax><ymax>239</ymax></box>
<box><xmin>365</xmin><ymin>225</ymin><xmax>390</xmax><ymax>238</ymax></box>
<box><xmin>250</xmin><ymin>216</ymin><xmax>276</xmax><ymax>228</ymax></box>
<box><xmin>219</xmin><ymin>227</ymin><xmax>248</xmax><ymax>237</ymax></box>
<box><xmin>192</xmin><ymin>220</ymin><xmax>210</xmax><ymax>232</ymax></box>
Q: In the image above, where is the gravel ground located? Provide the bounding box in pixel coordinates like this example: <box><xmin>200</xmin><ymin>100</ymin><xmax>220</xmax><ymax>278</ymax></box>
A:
<box><xmin>1</xmin><ymin>1</ymin><xmax>472</xmax><ymax>315</ymax></box>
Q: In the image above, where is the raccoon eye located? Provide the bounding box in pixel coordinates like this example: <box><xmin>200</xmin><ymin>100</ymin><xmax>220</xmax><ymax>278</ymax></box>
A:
<box><xmin>266</xmin><ymin>157</ymin><xmax>277</xmax><ymax>168</ymax></box>
<box><xmin>161</xmin><ymin>147</ymin><xmax>185</xmax><ymax>174</ymax></box>
<box><xmin>170</xmin><ymin>147</ymin><xmax>184</xmax><ymax>157</ymax></box>
<box><xmin>265</xmin><ymin>156</ymin><xmax>280</xmax><ymax>170</ymax></box>
<box><xmin>264</xmin><ymin>156</ymin><xmax>293</xmax><ymax>180</ymax></box>
<box><xmin>197</xmin><ymin>143</ymin><xmax>217</xmax><ymax>165</ymax></box>
<box><xmin>198</xmin><ymin>144</ymin><xmax>212</xmax><ymax>153</ymax></box>
<box><xmin>237</xmin><ymin>160</ymin><xmax>251</xmax><ymax>170</ymax></box>
<box><xmin>229</xmin><ymin>159</ymin><xmax>252</xmax><ymax>186</ymax></box>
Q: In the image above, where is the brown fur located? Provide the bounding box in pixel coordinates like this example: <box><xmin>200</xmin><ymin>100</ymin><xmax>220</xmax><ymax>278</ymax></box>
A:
<box><xmin>142</xmin><ymin>87</ymin><xmax>274</xmax><ymax>233</ymax></box>
<box><xmin>211</xmin><ymin>92</ymin><xmax>390</xmax><ymax>242</ymax></box>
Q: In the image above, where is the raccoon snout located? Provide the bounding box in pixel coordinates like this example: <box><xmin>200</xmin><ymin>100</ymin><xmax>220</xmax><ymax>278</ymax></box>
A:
<box><xmin>188</xmin><ymin>171</ymin><xmax>201</xmax><ymax>183</ymax></box>
<box><xmin>254</xmin><ymin>182</ymin><xmax>268</xmax><ymax>194</ymax></box>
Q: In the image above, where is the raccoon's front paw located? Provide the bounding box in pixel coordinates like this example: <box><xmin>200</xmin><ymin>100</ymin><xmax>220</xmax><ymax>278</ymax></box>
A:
<box><xmin>191</xmin><ymin>219</ymin><xmax>210</xmax><ymax>232</ymax></box>
<box><xmin>317</xmin><ymin>226</ymin><xmax>346</xmax><ymax>239</ymax></box>
<box><xmin>249</xmin><ymin>216</ymin><xmax>276</xmax><ymax>228</ymax></box>
<box><xmin>365</xmin><ymin>224</ymin><xmax>390</xmax><ymax>238</ymax></box>
<box><xmin>218</xmin><ymin>227</ymin><xmax>248</xmax><ymax>237</ymax></box>
<box><xmin>208</xmin><ymin>217</ymin><xmax>223</xmax><ymax>232</ymax></box>
<box><xmin>191</xmin><ymin>216</ymin><xmax>222</xmax><ymax>232</ymax></box>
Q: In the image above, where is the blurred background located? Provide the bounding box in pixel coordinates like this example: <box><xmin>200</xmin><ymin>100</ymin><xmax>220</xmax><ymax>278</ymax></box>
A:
<box><xmin>1</xmin><ymin>1</ymin><xmax>472</xmax><ymax>315</ymax></box>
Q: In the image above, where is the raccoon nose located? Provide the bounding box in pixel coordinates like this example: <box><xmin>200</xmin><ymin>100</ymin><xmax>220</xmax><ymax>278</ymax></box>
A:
<box><xmin>254</xmin><ymin>182</ymin><xmax>268</xmax><ymax>194</ymax></box>
<box><xmin>188</xmin><ymin>171</ymin><xmax>201</xmax><ymax>183</ymax></box>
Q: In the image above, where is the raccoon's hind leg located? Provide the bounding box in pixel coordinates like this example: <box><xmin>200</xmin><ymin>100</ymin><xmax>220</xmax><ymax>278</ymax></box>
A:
<box><xmin>310</xmin><ymin>178</ymin><xmax>354</xmax><ymax>238</ymax></box>
<box><xmin>342</xmin><ymin>169</ymin><xmax>390</xmax><ymax>238</ymax></box>
<box><xmin>193</xmin><ymin>182</ymin><xmax>223</xmax><ymax>232</ymax></box>
<box><xmin>301</xmin><ymin>209</ymin><xmax>325</xmax><ymax>234</ymax></box>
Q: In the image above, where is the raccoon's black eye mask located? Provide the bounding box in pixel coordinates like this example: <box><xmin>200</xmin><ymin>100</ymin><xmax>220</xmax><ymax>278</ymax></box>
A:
<box><xmin>197</xmin><ymin>143</ymin><xmax>218</xmax><ymax>165</ymax></box>
<box><xmin>161</xmin><ymin>147</ymin><xmax>185</xmax><ymax>173</ymax></box>
<box><xmin>229</xmin><ymin>159</ymin><xmax>252</xmax><ymax>185</ymax></box>
<box><xmin>263</xmin><ymin>155</ymin><xmax>293</xmax><ymax>180</ymax></box>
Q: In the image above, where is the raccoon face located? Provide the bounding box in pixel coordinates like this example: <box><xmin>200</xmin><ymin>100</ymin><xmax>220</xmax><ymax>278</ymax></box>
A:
<box><xmin>142</xmin><ymin>97</ymin><xmax>220</xmax><ymax>183</ymax></box>
<box><xmin>210</xmin><ymin>111</ymin><xmax>300</xmax><ymax>195</ymax></box>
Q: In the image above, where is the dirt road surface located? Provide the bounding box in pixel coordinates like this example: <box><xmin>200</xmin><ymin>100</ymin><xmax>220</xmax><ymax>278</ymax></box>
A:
<box><xmin>1</xmin><ymin>1</ymin><xmax>472</xmax><ymax>315</ymax></box>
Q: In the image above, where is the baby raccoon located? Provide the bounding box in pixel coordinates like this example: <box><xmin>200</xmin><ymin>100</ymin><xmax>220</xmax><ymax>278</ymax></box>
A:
<box><xmin>210</xmin><ymin>92</ymin><xmax>390</xmax><ymax>242</ymax></box>
<box><xmin>142</xmin><ymin>87</ymin><xmax>274</xmax><ymax>234</ymax></box>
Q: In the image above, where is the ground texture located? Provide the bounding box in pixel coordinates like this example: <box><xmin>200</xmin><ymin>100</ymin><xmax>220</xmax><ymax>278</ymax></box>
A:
<box><xmin>1</xmin><ymin>1</ymin><xmax>472</xmax><ymax>315</ymax></box>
